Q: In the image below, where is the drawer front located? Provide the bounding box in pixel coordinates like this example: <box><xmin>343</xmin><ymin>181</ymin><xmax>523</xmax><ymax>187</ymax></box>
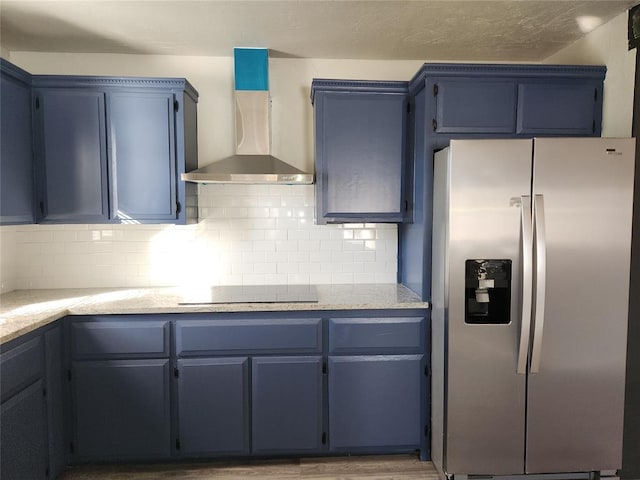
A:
<box><xmin>176</xmin><ymin>318</ymin><xmax>322</xmax><ymax>356</ymax></box>
<box><xmin>71</xmin><ymin>319</ymin><xmax>170</xmax><ymax>358</ymax></box>
<box><xmin>329</xmin><ymin>317</ymin><xmax>425</xmax><ymax>353</ymax></box>
<box><xmin>0</xmin><ymin>336</ymin><xmax>44</xmax><ymax>402</ymax></box>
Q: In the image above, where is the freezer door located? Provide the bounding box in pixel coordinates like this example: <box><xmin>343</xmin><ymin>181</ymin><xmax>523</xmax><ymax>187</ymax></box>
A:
<box><xmin>526</xmin><ymin>137</ymin><xmax>634</xmax><ymax>473</ymax></box>
<box><xmin>442</xmin><ymin>139</ymin><xmax>533</xmax><ymax>475</ymax></box>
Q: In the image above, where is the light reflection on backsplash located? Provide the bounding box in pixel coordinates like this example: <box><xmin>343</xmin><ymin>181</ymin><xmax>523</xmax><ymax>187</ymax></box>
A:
<box><xmin>2</xmin><ymin>185</ymin><xmax>397</xmax><ymax>290</ymax></box>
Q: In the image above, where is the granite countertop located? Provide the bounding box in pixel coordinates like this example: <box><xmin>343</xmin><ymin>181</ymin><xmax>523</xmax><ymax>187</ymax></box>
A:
<box><xmin>0</xmin><ymin>284</ymin><xmax>428</xmax><ymax>345</ymax></box>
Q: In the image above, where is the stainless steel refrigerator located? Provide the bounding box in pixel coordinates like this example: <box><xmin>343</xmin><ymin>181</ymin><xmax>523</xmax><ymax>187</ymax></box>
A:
<box><xmin>431</xmin><ymin>138</ymin><xmax>635</xmax><ymax>479</ymax></box>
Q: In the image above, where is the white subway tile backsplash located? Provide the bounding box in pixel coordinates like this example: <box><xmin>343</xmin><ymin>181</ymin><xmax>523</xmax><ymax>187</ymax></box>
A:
<box><xmin>299</xmin><ymin>263</ymin><xmax>322</xmax><ymax>273</ymax></box>
<box><xmin>276</xmin><ymin>262</ymin><xmax>299</xmax><ymax>274</ymax></box>
<box><xmin>309</xmin><ymin>251</ymin><xmax>332</xmax><ymax>263</ymax></box>
<box><xmin>287</xmin><ymin>230</ymin><xmax>310</xmax><ymax>241</ymax></box>
<box><xmin>287</xmin><ymin>273</ymin><xmax>310</xmax><ymax>284</ymax></box>
<box><xmin>253</xmin><ymin>240</ymin><xmax>277</xmax><ymax>252</ymax></box>
<box><xmin>320</xmin><ymin>240</ymin><xmax>343</xmax><ymax>251</ymax></box>
<box><xmin>332</xmin><ymin>273</ymin><xmax>354</xmax><ymax>284</ymax></box>
<box><xmin>298</xmin><ymin>240</ymin><xmax>321</xmax><ymax>252</ymax></box>
<box><xmin>309</xmin><ymin>273</ymin><xmax>333</xmax><ymax>284</ymax></box>
<box><xmin>254</xmin><ymin>263</ymin><xmax>277</xmax><ymax>274</ymax></box>
<box><xmin>276</xmin><ymin>240</ymin><xmax>298</xmax><ymax>252</ymax></box>
<box><xmin>2</xmin><ymin>186</ymin><xmax>397</xmax><ymax>290</ymax></box>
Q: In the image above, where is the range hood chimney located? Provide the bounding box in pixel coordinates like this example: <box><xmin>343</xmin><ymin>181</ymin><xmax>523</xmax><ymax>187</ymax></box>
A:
<box><xmin>181</xmin><ymin>48</ymin><xmax>313</xmax><ymax>185</ymax></box>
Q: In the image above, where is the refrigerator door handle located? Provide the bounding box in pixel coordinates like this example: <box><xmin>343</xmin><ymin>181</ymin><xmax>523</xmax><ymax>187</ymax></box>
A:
<box><xmin>530</xmin><ymin>194</ymin><xmax>547</xmax><ymax>373</ymax></box>
<box><xmin>517</xmin><ymin>195</ymin><xmax>533</xmax><ymax>375</ymax></box>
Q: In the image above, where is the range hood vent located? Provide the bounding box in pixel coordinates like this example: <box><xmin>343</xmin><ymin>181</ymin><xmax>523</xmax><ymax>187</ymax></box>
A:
<box><xmin>181</xmin><ymin>48</ymin><xmax>313</xmax><ymax>185</ymax></box>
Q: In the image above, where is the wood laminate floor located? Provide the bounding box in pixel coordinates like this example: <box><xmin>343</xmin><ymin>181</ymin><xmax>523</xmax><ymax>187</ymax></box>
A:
<box><xmin>57</xmin><ymin>455</ymin><xmax>439</xmax><ymax>480</ymax></box>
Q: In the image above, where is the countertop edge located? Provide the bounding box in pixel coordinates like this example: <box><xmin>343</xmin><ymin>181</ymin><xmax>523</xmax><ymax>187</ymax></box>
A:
<box><xmin>1</xmin><ymin>286</ymin><xmax>429</xmax><ymax>345</ymax></box>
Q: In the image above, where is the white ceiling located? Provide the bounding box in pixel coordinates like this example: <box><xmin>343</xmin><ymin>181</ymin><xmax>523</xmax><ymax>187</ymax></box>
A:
<box><xmin>0</xmin><ymin>1</ymin><xmax>637</xmax><ymax>61</ymax></box>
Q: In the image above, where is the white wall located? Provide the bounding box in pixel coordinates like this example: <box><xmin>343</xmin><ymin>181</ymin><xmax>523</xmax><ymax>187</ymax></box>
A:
<box><xmin>0</xmin><ymin>227</ymin><xmax>18</xmax><ymax>293</ymax></box>
<box><xmin>544</xmin><ymin>11</ymin><xmax>635</xmax><ymax>137</ymax></box>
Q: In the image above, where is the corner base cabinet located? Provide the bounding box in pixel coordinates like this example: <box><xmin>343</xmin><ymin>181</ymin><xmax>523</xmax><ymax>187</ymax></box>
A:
<box><xmin>1</xmin><ymin>324</ymin><xmax>64</xmax><ymax>480</ymax></box>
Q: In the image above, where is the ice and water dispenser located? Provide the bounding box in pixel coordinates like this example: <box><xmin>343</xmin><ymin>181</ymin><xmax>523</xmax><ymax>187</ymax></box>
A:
<box><xmin>465</xmin><ymin>259</ymin><xmax>512</xmax><ymax>324</ymax></box>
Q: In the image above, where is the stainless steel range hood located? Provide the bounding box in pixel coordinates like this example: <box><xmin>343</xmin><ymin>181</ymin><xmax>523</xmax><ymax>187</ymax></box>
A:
<box><xmin>181</xmin><ymin>48</ymin><xmax>313</xmax><ymax>185</ymax></box>
<box><xmin>181</xmin><ymin>154</ymin><xmax>313</xmax><ymax>184</ymax></box>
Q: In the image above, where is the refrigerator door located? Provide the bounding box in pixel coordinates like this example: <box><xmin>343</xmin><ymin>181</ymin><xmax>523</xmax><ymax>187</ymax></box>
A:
<box><xmin>442</xmin><ymin>139</ymin><xmax>533</xmax><ymax>474</ymax></box>
<box><xmin>526</xmin><ymin>137</ymin><xmax>635</xmax><ymax>473</ymax></box>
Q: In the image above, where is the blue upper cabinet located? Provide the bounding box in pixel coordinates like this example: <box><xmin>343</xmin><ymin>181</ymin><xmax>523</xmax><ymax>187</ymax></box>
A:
<box><xmin>0</xmin><ymin>59</ymin><xmax>34</xmax><ymax>225</ymax></box>
<box><xmin>31</xmin><ymin>75</ymin><xmax>199</xmax><ymax>224</ymax></box>
<box><xmin>411</xmin><ymin>63</ymin><xmax>605</xmax><ymax>139</ymax></box>
<box><xmin>399</xmin><ymin>63</ymin><xmax>606</xmax><ymax>301</ymax></box>
<box><xmin>433</xmin><ymin>79</ymin><xmax>516</xmax><ymax>134</ymax></box>
<box><xmin>108</xmin><ymin>92</ymin><xmax>177</xmax><ymax>222</ymax></box>
<box><xmin>516</xmin><ymin>80</ymin><xmax>602</xmax><ymax>135</ymax></box>
<box><xmin>33</xmin><ymin>88</ymin><xmax>110</xmax><ymax>223</ymax></box>
<box><xmin>311</xmin><ymin>80</ymin><xmax>409</xmax><ymax>224</ymax></box>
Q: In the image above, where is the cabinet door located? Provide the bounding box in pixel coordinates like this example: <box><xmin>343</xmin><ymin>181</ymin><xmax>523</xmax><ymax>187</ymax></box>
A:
<box><xmin>516</xmin><ymin>82</ymin><xmax>600</xmax><ymax>135</ymax></box>
<box><xmin>252</xmin><ymin>356</ymin><xmax>324</xmax><ymax>453</ymax></box>
<box><xmin>177</xmin><ymin>357</ymin><xmax>249</xmax><ymax>456</ymax></box>
<box><xmin>34</xmin><ymin>89</ymin><xmax>109</xmax><ymax>223</ymax></box>
<box><xmin>45</xmin><ymin>327</ymin><xmax>65</xmax><ymax>479</ymax></box>
<box><xmin>315</xmin><ymin>91</ymin><xmax>406</xmax><ymax>223</ymax></box>
<box><xmin>72</xmin><ymin>359</ymin><xmax>171</xmax><ymax>460</ymax></box>
<box><xmin>0</xmin><ymin>71</ymin><xmax>34</xmax><ymax>225</ymax></box>
<box><xmin>1</xmin><ymin>380</ymin><xmax>48</xmax><ymax>480</ymax></box>
<box><xmin>328</xmin><ymin>354</ymin><xmax>423</xmax><ymax>451</ymax></box>
<box><xmin>433</xmin><ymin>79</ymin><xmax>516</xmax><ymax>134</ymax></box>
<box><xmin>108</xmin><ymin>92</ymin><xmax>177</xmax><ymax>222</ymax></box>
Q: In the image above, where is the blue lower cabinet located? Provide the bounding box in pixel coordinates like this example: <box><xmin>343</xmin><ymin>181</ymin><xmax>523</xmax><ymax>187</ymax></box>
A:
<box><xmin>176</xmin><ymin>357</ymin><xmax>250</xmax><ymax>456</ymax></box>
<box><xmin>72</xmin><ymin>359</ymin><xmax>171</xmax><ymax>460</ymax></box>
<box><xmin>45</xmin><ymin>327</ymin><xmax>65</xmax><ymax>479</ymax></box>
<box><xmin>251</xmin><ymin>356</ymin><xmax>324</xmax><ymax>453</ymax></box>
<box><xmin>328</xmin><ymin>354</ymin><xmax>423</xmax><ymax>451</ymax></box>
<box><xmin>1</xmin><ymin>380</ymin><xmax>48</xmax><ymax>480</ymax></box>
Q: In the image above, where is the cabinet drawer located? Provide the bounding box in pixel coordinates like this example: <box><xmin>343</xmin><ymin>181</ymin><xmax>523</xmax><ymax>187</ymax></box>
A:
<box><xmin>71</xmin><ymin>319</ymin><xmax>170</xmax><ymax>358</ymax></box>
<box><xmin>0</xmin><ymin>337</ymin><xmax>44</xmax><ymax>403</ymax></box>
<box><xmin>175</xmin><ymin>318</ymin><xmax>322</xmax><ymax>356</ymax></box>
<box><xmin>329</xmin><ymin>317</ymin><xmax>424</xmax><ymax>353</ymax></box>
